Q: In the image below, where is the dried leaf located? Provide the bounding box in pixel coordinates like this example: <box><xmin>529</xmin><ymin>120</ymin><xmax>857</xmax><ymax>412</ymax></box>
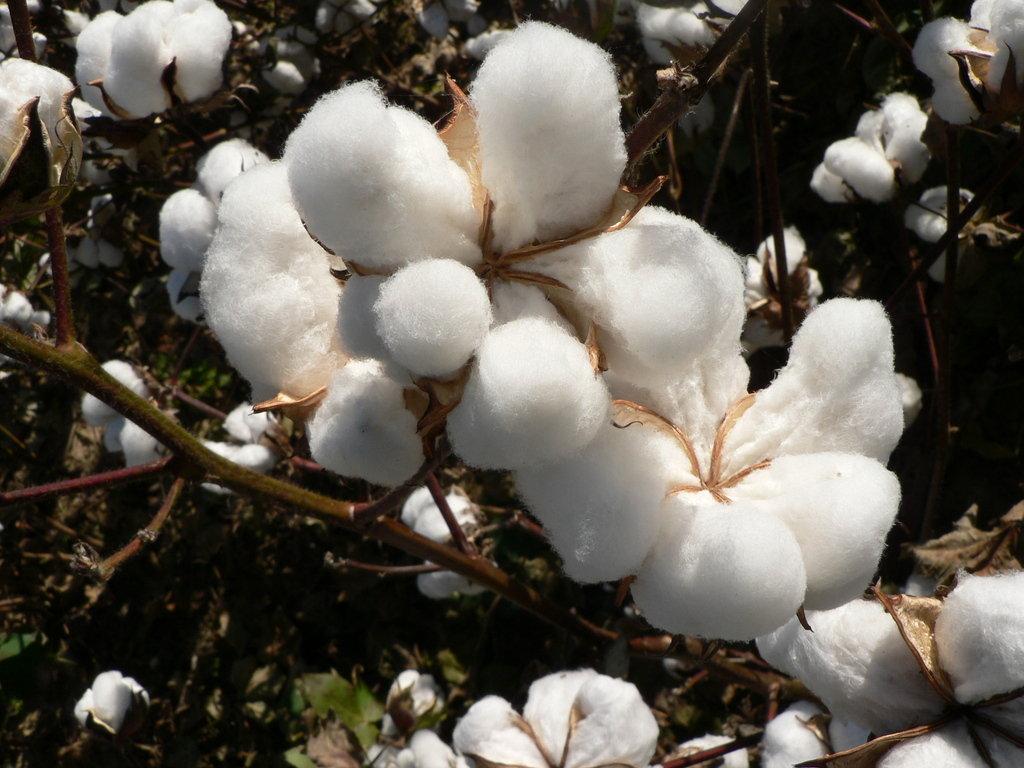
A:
<box><xmin>872</xmin><ymin>587</ymin><xmax>954</xmax><ymax>703</ymax></box>
<box><xmin>910</xmin><ymin>502</ymin><xmax>1024</xmax><ymax>580</ymax></box>
<box><xmin>306</xmin><ymin>721</ymin><xmax>360</xmax><ymax>768</ymax></box>
<box><xmin>795</xmin><ymin>718</ymin><xmax>955</xmax><ymax>768</ymax></box>
<box><xmin>252</xmin><ymin>387</ymin><xmax>327</xmax><ymax>415</ymax></box>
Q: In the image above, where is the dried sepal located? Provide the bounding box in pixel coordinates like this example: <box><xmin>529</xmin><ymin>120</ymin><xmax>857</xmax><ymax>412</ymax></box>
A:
<box><xmin>412</xmin><ymin>366</ymin><xmax>471</xmax><ymax>453</ymax></box>
<box><xmin>252</xmin><ymin>386</ymin><xmax>327</xmax><ymax>417</ymax></box>
<box><xmin>910</xmin><ymin>501</ymin><xmax>1024</xmax><ymax>580</ymax></box>
<box><xmin>584</xmin><ymin>324</ymin><xmax>607</xmax><ymax>374</ymax></box>
<box><xmin>612</xmin><ymin>399</ymin><xmax>702</xmax><ymax>480</ymax></box>
<box><xmin>438</xmin><ymin>76</ymin><xmax>487</xmax><ymax>215</ymax></box>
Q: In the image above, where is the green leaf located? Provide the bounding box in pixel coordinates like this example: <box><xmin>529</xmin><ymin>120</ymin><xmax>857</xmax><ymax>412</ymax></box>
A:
<box><xmin>297</xmin><ymin>672</ymin><xmax>384</xmax><ymax>749</ymax></box>
<box><xmin>0</xmin><ymin>633</ymin><xmax>39</xmax><ymax>663</ymax></box>
<box><xmin>284</xmin><ymin>746</ymin><xmax>318</xmax><ymax>768</ymax></box>
<box><xmin>437</xmin><ymin>649</ymin><xmax>468</xmax><ymax>686</ymax></box>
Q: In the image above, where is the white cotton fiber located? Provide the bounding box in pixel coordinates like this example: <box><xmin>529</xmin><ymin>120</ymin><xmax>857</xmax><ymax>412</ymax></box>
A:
<box><xmin>470</xmin><ymin>22</ymin><xmax>626</xmax><ymax>251</ymax></box>
<box><xmin>417</xmin><ymin>2</ymin><xmax>449</xmax><ymax>38</ymax></box>
<box><xmin>0</xmin><ymin>59</ymin><xmax>74</xmax><ymax>156</ymax></box>
<box><xmin>400</xmin><ymin>485</ymin><xmax>477</xmax><ymax>542</ymax></box>
<box><xmin>464</xmin><ymin>28</ymin><xmax>512</xmax><ymax>61</ymax></box>
<box><xmin>723</xmin><ymin>299</ymin><xmax>904</xmax><ymax>471</ymax></box>
<box><xmin>453</xmin><ymin>696</ymin><xmax>548</xmax><ymax>768</ymax></box>
<box><xmin>632</xmin><ymin>500</ymin><xmax>807</xmax><ymax>640</ymax></box>
<box><xmin>416</xmin><ymin>570</ymin><xmax>485</xmax><ymax>599</ymax></box>
<box><xmin>563</xmin><ymin>674</ymin><xmax>659</xmax><ymax>768</ymax></box>
<box><xmin>517</xmin><ymin>669</ymin><xmax>594</xmax><ymax>766</ymax></box>
<box><xmin>103</xmin><ymin>1</ymin><xmax>174</xmax><ymax>118</ymax></box>
<box><xmin>514</xmin><ymin>422</ymin><xmax>691</xmax><ymax>583</ymax></box>
<box><xmin>757</xmin><ymin>601</ymin><xmax>945</xmax><ymax>733</ymax></box>
<box><xmin>829</xmin><ymin>718</ymin><xmax>869</xmax><ymax>752</ymax></box>
<box><xmin>913</xmin><ymin>19</ymin><xmax>981</xmax><ymax>124</ymax></box>
<box><xmin>754</xmin><ymin>226</ymin><xmax>807</xmax><ymax>278</ymax></box>
<box><xmin>119</xmin><ymin>419</ymin><xmax>163</xmax><ymax>466</ymax></box>
<box><xmin>897</xmin><ymin>373</ymin><xmax>923</xmax><ymax>425</ymax></box>
<box><xmin>676</xmin><ymin>734</ymin><xmax>748</xmax><ymax>768</ymax></box>
<box><xmin>306</xmin><ymin>360</ymin><xmax>423</xmax><ymax>487</ymax></box>
<box><xmin>73</xmin><ymin>238</ymin><xmax>124</xmax><ymax>269</ymax></box>
<box><xmin>635</xmin><ymin>3</ymin><xmax>716</xmax><ymax>66</ymax></box>
<box><xmin>194</xmin><ymin>139</ymin><xmax>268</xmax><ymax>203</ymax></box>
<box><xmin>167</xmin><ymin>267</ymin><xmax>202</xmax><ymax>322</ymax></box>
<box><xmin>987</xmin><ymin>0</ymin><xmax>1024</xmax><ymax>91</ymax></box>
<box><xmin>406</xmin><ymin>732</ymin><xmax>459</xmax><ymax>768</ymax></box>
<box><xmin>822</xmin><ymin>137</ymin><xmax>895</xmax><ymax>203</ymax></box>
<box><xmin>201</xmin><ymin>162</ymin><xmax>344</xmax><ymax>400</ymax></box>
<box><xmin>972</xmin><ymin>0</ymin><xmax>996</xmax><ymax>28</ymax></box>
<box><xmin>447</xmin><ymin>318</ymin><xmax>610</xmax><ymax>470</ymax></box>
<box><xmin>83</xmin><ymin>360</ymin><xmax>149</xmax><ymax>426</ymax></box>
<box><xmin>283</xmin><ymin>80</ymin><xmax>479</xmax><ymax>270</ymax></box>
<box><xmin>879</xmin><ymin>93</ymin><xmax>930</xmax><ymax>183</ymax></box>
<box><xmin>167</xmin><ymin>0</ymin><xmax>232</xmax><ymax>102</ymax></box>
<box><xmin>877</xmin><ymin>724</ymin><xmax>984</xmax><ymax>768</ymax></box>
<box><xmin>811</xmin><ymin>163</ymin><xmax>853</xmax><ymax>203</ymax></box>
<box><xmin>223</xmin><ymin>403</ymin><xmax>271</xmax><ymax>444</ymax></box>
<box><xmin>103</xmin><ymin>417</ymin><xmax>125</xmax><ymax>452</ymax></box>
<box><xmin>935</xmin><ymin>571</ymin><xmax>1024</xmax><ymax>703</ymax></box>
<box><xmin>906</xmin><ymin>186</ymin><xmax>952</xmax><ymax>244</ymax></box>
<box><xmin>74</xmin><ymin>11</ymin><xmax>122</xmax><ymax>115</ymax></box>
<box><xmin>203</xmin><ymin>440</ymin><xmax>277</xmax><ymax>473</ymax></box>
<box><xmin>373</xmin><ymin>260</ymin><xmax>492</xmax><ymax>378</ymax></box>
<box><xmin>335</xmin><ymin>275</ymin><xmax>391</xmax><ymax>363</ymax></box>
<box><xmin>731</xmin><ymin>452</ymin><xmax>901</xmax><ymax>610</ymax></box>
<box><xmin>760</xmin><ymin>701</ymin><xmax>828</xmax><ymax>768</ymax></box>
<box><xmin>159</xmin><ymin>188</ymin><xmax>217</xmax><ymax>272</ymax></box>
<box><xmin>488</xmin><ymin>281</ymin><xmax>569</xmax><ymax>327</ymax></box>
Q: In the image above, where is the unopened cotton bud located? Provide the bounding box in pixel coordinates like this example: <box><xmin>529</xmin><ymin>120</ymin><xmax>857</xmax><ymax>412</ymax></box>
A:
<box><xmin>82</xmin><ymin>360</ymin><xmax>149</xmax><ymax>426</ymax></box>
<box><xmin>74</xmin><ymin>671</ymin><xmax>149</xmax><ymax>736</ymax></box>
<box><xmin>159</xmin><ymin>188</ymin><xmax>217</xmax><ymax>272</ymax></box>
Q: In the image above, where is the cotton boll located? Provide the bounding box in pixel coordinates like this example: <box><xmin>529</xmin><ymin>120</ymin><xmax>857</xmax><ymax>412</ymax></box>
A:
<box><xmin>514</xmin><ymin>422</ymin><xmax>691</xmax><ymax>583</ymax></box>
<box><xmin>0</xmin><ymin>59</ymin><xmax>75</xmax><ymax>154</ymax></box>
<box><xmin>757</xmin><ymin>601</ymin><xmax>945</xmax><ymax>733</ymax></box>
<box><xmin>167</xmin><ymin>0</ymin><xmax>232</xmax><ymax>102</ymax></box>
<box><xmin>204</xmin><ymin>440</ymin><xmax>278</xmax><ymax>474</ymax></box>
<box><xmin>913</xmin><ymin>19</ymin><xmax>981</xmax><ymax>124</ymax></box>
<box><xmin>167</xmin><ymin>267</ymin><xmax>203</xmax><ymax>322</ymax></box>
<box><xmin>521</xmin><ymin>670</ymin><xmax>596</xmax><ymax>764</ymax></box>
<box><xmin>159</xmin><ymin>188</ymin><xmax>218</xmax><ymax>272</ymax></box>
<box><xmin>935</xmin><ymin>571</ymin><xmax>1024</xmax><ymax>703</ymax></box>
<box><xmin>316</xmin><ymin>0</ymin><xmax>378</xmax><ymax>34</ymax></box>
<box><xmin>731</xmin><ymin>453</ymin><xmax>900</xmax><ymax>610</ymax></box>
<box><xmin>307</xmin><ymin>360</ymin><xmax>423</xmax><ymax>487</ymax></box>
<box><xmin>74</xmin><ymin>671</ymin><xmax>149</xmax><ymax>735</ymax></box>
<box><xmin>676</xmin><ymin>734</ymin><xmax>748</xmax><ymax>768</ymax></box>
<box><xmin>74</xmin><ymin>11</ymin><xmax>122</xmax><ymax>115</ymax></box>
<box><xmin>877</xmin><ymin>724</ymin><xmax>984</xmax><ymax>768</ymax></box>
<box><xmin>822</xmin><ymin>137</ymin><xmax>895</xmax><ymax>203</ymax></box>
<box><xmin>829</xmin><ymin>718</ymin><xmax>869</xmax><ymax>752</ymax></box>
<box><xmin>987</xmin><ymin>1</ymin><xmax>1024</xmax><ymax>92</ymax></box>
<box><xmin>447</xmin><ymin>318</ymin><xmax>611</xmax><ymax>470</ymax></box>
<box><xmin>223</xmin><ymin>403</ymin><xmax>272</xmax><ymax>443</ymax></box>
<box><xmin>406</xmin><ymin>731</ymin><xmax>460</xmax><ymax>768</ymax></box>
<box><xmin>724</xmin><ymin>299</ymin><xmax>904</xmax><ymax>470</ymax></box>
<box><xmin>374</xmin><ymin>260</ymin><xmax>492</xmax><ymax>378</ymax></box>
<box><xmin>417</xmin><ymin>570</ymin><xmax>486</xmax><ymax>599</ymax></box>
<box><xmin>636</xmin><ymin>3</ymin><xmax>716</xmax><ymax>66</ymax></box>
<box><xmin>811</xmin><ymin>163</ymin><xmax>854</xmax><ymax>203</ymax></box>
<box><xmin>760</xmin><ymin>701</ymin><xmax>828</xmax><ymax>768</ymax></box>
<box><xmin>754</xmin><ymin>226</ymin><xmax>807</xmax><ymax>280</ymax></box>
<box><xmin>73</xmin><ymin>238</ymin><xmax>124</xmax><ymax>269</ymax></box>
<box><xmin>896</xmin><ymin>373</ymin><xmax>923</xmax><ymax>425</ymax></box>
<box><xmin>972</xmin><ymin>0</ymin><xmax>995</xmax><ymax>29</ymax></box>
<box><xmin>103</xmin><ymin>2</ymin><xmax>174</xmax><ymax>118</ymax></box>
<box><xmin>879</xmin><ymin>93</ymin><xmax>930</xmax><ymax>184</ymax></box>
<box><xmin>905</xmin><ymin>186</ymin><xmax>952</xmax><ymax>244</ymax></box>
<box><xmin>264</xmin><ymin>60</ymin><xmax>307</xmax><ymax>94</ymax></box>
<box><xmin>201</xmin><ymin>162</ymin><xmax>344</xmax><ymax>399</ymax></box>
<box><xmin>283</xmin><ymin>81</ymin><xmax>479</xmax><ymax>270</ymax></box>
<box><xmin>464</xmin><ymin>28</ymin><xmax>511</xmax><ymax>60</ymax></box>
<box><xmin>453</xmin><ymin>696</ymin><xmax>548</xmax><ymax>768</ymax></box>
<box><xmin>336</xmin><ymin>275</ymin><xmax>391</xmax><ymax>361</ymax></box>
<box><xmin>195</xmin><ymin>139</ymin><xmax>269</xmax><ymax>203</ymax></box>
<box><xmin>403</xmin><ymin>489</ymin><xmax>476</xmax><ymax>543</ymax></box>
<box><xmin>83</xmin><ymin>360</ymin><xmax>149</xmax><ymax>426</ymax></box>
<box><xmin>120</xmin><ymin>419</ymin><xmax>164</xmax><ymax>466</ymax></box>
<box><xmin>632</xmin><ymin>500</ymin><xmax>807</xmax><ymax>640</ymax></box>
<box><xmin>564</xmin><ymin>674</ymin><xmax>659</xmax><ymax>768</ymax></box>
<box><xmin>470</xmin><ymin>22</ymin><xmax>626</xmax><ymax>251</ymax></box>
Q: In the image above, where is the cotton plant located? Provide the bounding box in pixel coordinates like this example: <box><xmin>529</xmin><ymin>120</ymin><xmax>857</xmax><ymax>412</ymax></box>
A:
<box><xmin>904</xmin><ymin>186</ymin><xmax>979</xmax><ymax>283</ymax></box>
<box><xmin>757</xmin><ymin>572</ymin><xmax>1024</xmax><ymax>766</ymax></box>
<box><xmin>741</xmin><ymin>227</ymin><xmax>823</xmax><ymax>353</ymax></box>
<box><xmin>453</xmin><ymin>669</ymin><xmax>659</xmax><ymax>768</ymax></box>
<box><xmin>261</xmin><ymin>25</ymin><xmax>320</xmax><ymax>96</ymax></box>
<box><xmin>416</xmin><ymin>0</ymin><xmax>486</xmax><ymax>41</ymax></box>
<box><xmin>673</xmin><ymin>733</ymin><xmax>749</xmax><ymax>768</ymax></box>
<box><xmin>811</xmin><ymin>93</ymin><xmax>930</xmax><ymax>204</ymax></box>
<box><xmin>201</xmin><ymin>403</ymin><xmax>279</xmax><ymax>494</ymax></box>
<box><xmin>82</xmin><ymin>360</ymin><xmax>165</xmax><ymax>467</ymax></box>
<box><xmin>914</xmin><ymin>0</ymin><xmax>1024</xmax><ymax>125</ymax></box>
<box><xmin>159</xmin><ymin>138</ymin><xmax>268</xmax><ymax>322</ymax></box>
<box><xmin>760</xmin><ymin>701</ymin><xmax>869</xmax><ymax>768</ymax></box>
<box><xmin>400</xmin><ymin>486</ymin><xmax>485</xmax><ymax>600</ymax></box>
<box><xmin>315</xmin><ymin>0</ymin><xmax>381</xmax><ymax>35</ymax></box>
<box><xmin>1</xmin><ymin>2</ymin><xmax>46</xmax><ymax>61</ymax></box>
<box><xmin>74</xmin><ymin>0</ymin><xmax>232</xmax><ymax>120</ymax></box>
<box><xmin>74</xmin><ymin>670</ymin><xmax>150</xmax><ymax>739</ymax></box>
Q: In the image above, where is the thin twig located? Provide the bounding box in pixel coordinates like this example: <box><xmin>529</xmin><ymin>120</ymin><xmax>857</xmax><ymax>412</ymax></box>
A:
<box><xmin>170</xmin><ymin>387</ymin><xmax>229</xmax><ymax>420</ymax></box>
<box><xmin>701</xmin><ymin>69</ymin><xmax>751</xmax><ymax>227</ymax></box>
<box><xmin>44</xmin><ymin>201</ymin><xmax>75</xmax><ymax>347</ymax></box>
<box><xmin>425</xmin><ymin>472</ymin><xmax>477</xmax><ymax>556</ymax></box>
<box><xmin>863</xmin><ymin>0</ymin><xmax>914</xmax><ymax>61</ymax></box>
<box><xmin>97</xmin><ymin>476</ymin><xmax>187</xmax><ymax>578</ymax></box>
<box><xmin>6</xmin><ymin>0</ymin><xmax>35</xmax><ymax>60</ymax></box>
<box><xmin>0</xmin><ymin>457</ymin><xmax>174</xmax><ymax>508</ymax></box>
<box><xmin>325</xmin><ymin>556</ymin><xmax>442</xmax><ymax>576</ymax></box>
<box><xmin>662</xmin><ymin>732</ymin><xmax>763</xmax><ymax>768</ymax></box>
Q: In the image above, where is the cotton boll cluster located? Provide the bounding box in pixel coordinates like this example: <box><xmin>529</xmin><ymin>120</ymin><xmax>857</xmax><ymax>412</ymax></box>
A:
<box><xmin>811</xmin><ymin>94</ymin><xmax>930</xmax><ymax>204</ymax></box>
<box><xmin>82</xmin><ymin>360</ymin><xmax>165</xmax><ymax>466</ymax></box>
<box><xmin>453</xmin><ymin>669</ymin><xmax>658</xmax><ymax>768</ymax></box>
<box><xmin>904</xmin><ymin>186</ymin><xmax>977</xmax><ymax>282</ymax></box>
<box><xmin>760</xmin><ymin>701</ymin><xmax>868</xmax><ymax>768</ymax></box>
<box><xmin>380</xmin><ymin>669</ymin><xmax>447</xmax><ymax>738</ymax></box>
<box><xmin>742</xmin><ymin>227</ymin><xmax>823</xmax><ymax>352</ymax></box>
<box><xmin>261</xmin><ymin>26</ymin><xmax>320</xmax><ymax>96</ymax></box>
<box><xmin>74</xmin><ymin>671</ymin><xmax>149</xmax><ymax>738</ymax></box>
<box><xmin>416</xmin><ymin>0</ymin><xmax>486</xmax><ymax>40</ymax></box>
<box><xmin>673</xmin><ymin>733</ymin><xmax>748</xmax><ymax>768</ymax></box>
<box><xmin>400</xmin><ymin>487</ymin><xmax>485</xmax><ymax>600</ymax></box>
<box><xmin>74</xmin><ymin>0</ymin><xmax>232</xmax><ymax>119</ymax></box>
<box><xmin>315</xmin><ymin>0</ymin><xmax>380</xmax><ymax>35</ymax></box>
<box><xmin>160</xmin><ymin>139</ymin><xmax>268</xmax><ymax>323</ymax></box>
<box><xmin>1</xmin><ymin>4</ymin><xmax>46</xmax><ymax>61</ymax></box>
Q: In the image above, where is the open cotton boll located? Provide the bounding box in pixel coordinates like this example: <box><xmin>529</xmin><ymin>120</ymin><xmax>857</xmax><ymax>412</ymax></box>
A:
<box><xmin>0</xmin><ymin>59</ymin><xmax>74</xmax><ymax>156</ymax></box>
<box><xmin>167</xmin><ymin>267</ymin><xmax>203</xmax><ymax>322</ymax></box>
<box><xmin>74</xmin><ymin>671</ymin><xmax>149</xmax><ymax>735</ymax></box>
<box><xmin>374</xmin><ymin>260</ymin><xmax>492</xmax><ymax>378</ymax></box>
<box><xmin>195</xmin><ymin>139</ymin><xmax>268</xmax><ymax>203</ymax></box>
<box><xmin>811</xmin><ymin>162</ymin><xmax>854</xmax><ymax>203</ymax></box>
<box><xmin>307</xmin><ymin>360</ymin><xmax>423</xmax><ymax>487</ymax></box>
<box><xmin>635</xmin><ymin>3</ymin><xmax>716</xmax><ymax>66</ymax></box>
<box><xmin>406</xmin><ymin>731</ymin><xmax>460</xmax><ymax>768</ymax></box>
<box><xmin>223</xmin><ymin>403</ymin><xmax>271</xmax><ymax>444</ymax></box>
<box><xmin>935</xmin><ymin>571</ymin><xmax>1024</xmax><ymax>703</ymax></box>
<box><xmin>315</xmin><ymin>0</ymin><xmax>378</xmax><ymax>34</ymax></box>
<box><xmin>562</xmin><ymin>675</ymin><xmax>659</xmax><ymax>768</ymax></box>
<box><xmin>284</xmin><ymin>80</ymin><xmax>479</xmax><ymax>270</ymax></box>
<box><xmin>159</xmin><ymin>188</ymin><xmax>218</xmax><ymax>272</ymax></box>
<box><xmin>167</xmin><ymin>0</ymin><xmax>231</xmax><ymax>103</ymax></box>
<box><xmin>521</xmin><ymin>669</ymin><xmax>596</xmax><ymax>764</ymax></box>
<box><xmin>877</xmin><ymin>724</ymin><xmax>984</xmax><ymax>768</ymax></box>
<box><xmin>675</xmin><ymin>734</ymin><xmax>748</xmax><ymax>768</ymax></box>
<box><xmin>760</xmin><ymin>701</ymin><xmax>828</xmax><ymax>768</ymax></box>
<box><xmin>400</xmin><ymin>487</ymin><xmax>477</xmax><ymax>542</ymax></box>
<box><xmin>489</xmin><ymin>282</ymin><xmax>569</xmax><ymax>328</ymax></box>
<box><xmin>515</xmin><ymin>422</ymin><xmax>692</xmax><ymax>583</ymax></box>
<box><xmin>754</xmin><ymin>226</ymin><xmax>807</xmax><ymax>280</ymax></box>
<box><xmin>470</xmin><ymin>22</ymin><xmax>626</xmax><ymax>251</ymax></box>
<box><xmin>822</xmin><ymin>137</ymin><xmax>895</xmax><ymax>202</ymax></box>
<box><xmin>972</xmin><ymin>0</ymin><xmax>996</xmax><ymax>28</ymax></box>
<box><xmin>913</xmin><ymin>19</ymin><xmax>982</xmax><ymax>124</ymax></box>
<box><xmin>757</xmin><ymin>601</ymin><xmax>945</xmax><ymax>733</ymax></box>
<box><xmin>120</xmin><ymin>419</ymin><xmax>164</xmax><ymax>466</ymax></box>
<box><xmin>103</xmin><ymin>2</ymin><xmax>174</xmax><ymax>117</ymax></box>
<box><xmin>464</xmin><ymin>28</ymin><xmax>511</xmax><ymax>60</ymax></box>
<box><xmin>201</xmin><ymin>162</ymin><xmax>344</xmax><ymax>400</ymax></box>
<box><xmin>74</xmin><ymin>11</ymin><xmax>121</xmax><ymax>115</ymax></box>
<box><xmin>453</xmin><ymin>696</ymin><xmax>549</xmax><ymax>768</ymax></box>
<box><xmin>987</xmin><ymin>1</ymin><xmax>1024</xmax><ymax>91</ymax></box>
<box><xmin>632</xmin><ymin>500</ymin><xmax>807</xmax><ymax>640</ymax></box>
<box><xmin>447</xmin><ymin>318</ymin><xmax>610</xmax><ymax>470</ymax></box>
<box><xmin>82</xmin><ymin>360</ymin><xmax>149</xmax><ymax>426</ymax></box>
<box><xmin>730</xmin><ymin>453</ymin><xmax>900</xmax><ymax>610</ymax></box>
<box><xmin>878</xmin><ymin>93</ymin><xmax>930</xmax><ymax>183</ymax></box>
<box><xmin>723</xmin><ymin>299</ymin><xmax>904</xmax><ymax>471</ymax></box>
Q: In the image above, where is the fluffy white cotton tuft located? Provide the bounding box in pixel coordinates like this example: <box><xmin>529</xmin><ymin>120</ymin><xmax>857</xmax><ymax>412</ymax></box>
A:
<box><xmin>335</xmin><ymin>275</ymin><xmax>391</xmax><ymax>362</ymax></box>
<box><xmin>877</xmin><ymin>724</ymin><xmax>987</xmax><ymax>768</ymax></box>
<box><xmin>194</xmin><ymin>139</ymin><xmax>268</xmax><ymax>203</ymax></box>
<box><xmin>447</xmin><ymin>318</ymin><xmax>610</xmax><ymax>470</ymax></box>
<box><xmin>166</xmin><ymin>0</ymin><xmax>232</xmax><ymax>102</ymax></box>
<box><xmin>72</xmin><ymin>237</ymin><xmax>124</xmax><ymax>269</ymax></box>
<box><xmin>203</xmin><ymin>440</ymin><xmax>278</xmax><ymax>474</ymax></box>
<box><xmin>201</xmin><ymin>162</ymin><xmax>344</xmax><ymax>400</ymax></box>
<box><xmin>514</xmin><ymin>422</ymin><xmax>691</xmax><ymax>583</ymax></box>
<box><xmin>82</xmin><ymin>360</ymin><xmax>149</xmax><ymax>426</ymax></box>
<box><xmin>935</xmin><ymin>571</ymin><xmax>1024</xmax><ymax>703</ymax></box>
<box><xmin>877</xmin><ymin>93</ymin><xmax>930</xmax><ymax>183</ymax></box>
<box><xmin>811</xmin><ymin>163</ymin><xmax>854</xmax><ymax>203</ymax></box>
<box><xmin>283</xmin><ymin>80</ymin><xmax>479</xmax><ymax>270</ymax></box>
<box><xmin>374</xmin><ymin>260</ymin><xmax>492</xmax><ymax>378</ymax></box>
<box><xmin>986</xmin><ymin>1</ymin><xmax>1024</xmax><ymax>91</ymax></box>
<box><xmin>74</xmin><ymin>11</ymin><xmax>122</xmax><ymax>115</ymax></box>
<box><xmin>470</xmin><ymin>22</ymin><xmax>626</xmax><ymax>251</ymax></box>
<box><xmin>103</xmin><ymin>1</ymin><xmax>174</xmax><ymax>118</ymax></box>
<box><xmin>464</xmin><ymin>28</ymin><xmax>512</xmax><ymax>60</ymax></box>
<box><xmin>119</xmin><ymin>419</ymin><xmax>164</xmax><ymax>466</ymax></box>
<box><xmin>453</xmin><ymin>696</ymin><xmax>548</xmax><ymax>768</ymax></box>
<box><xmin>757</xmin><ymin>600</ymin><xmax>946</xmax><ymax>733</ymax></box>
<box><xmin>307</xmin><ymin>360</ymin><xmax>423</xmax><ymax>487</ymax></box>
<box><xmin>632</xmin><ymin>500</ymin><xmax>807</xmax><ymax>640</ymax></box>
<box><xmin>223</xmin><ymin>403</ymin><xmax>272</xmax><ymax>444</ymax></box>
<box><xmin>904</xmin><ymin>186</ymin><xmax>975</xmax><ymax>252</ymax></box>
<box><xmin>0</xmin><ymin>59</ymin><xmax>75</xmax><ymax>157</ymax></box>
<box><xmin>635</xmin><ymin>3</ymin><xmax>716</xmax><ymax>66</ymax></box>
<box><xmin>913</xmin><ymin>19</ymin><xmax>982</xmax><ymax>124</ymax></box>
<box><xmin>74</xmin><ymin>671</ymin><xmax>149</xmax><ymax>735</ymax></box>
<box><xmin>821</xmin><ymin>137</ymin><xmax>896</xmax><ymax>202</ymax></box>
<box><xmin>159</xmin><ymin>188</ymin><xmax>218</xmax><ymax>273</ymax></box>
<box><xmin>760</xmin><ymin>701</ymin><xmax>828</xmax><ymax>768</ymax></box>
<box><xmin>563</xmin><ymin>674</ymin><xmax>659</xmax><ymax>768</ymax></box>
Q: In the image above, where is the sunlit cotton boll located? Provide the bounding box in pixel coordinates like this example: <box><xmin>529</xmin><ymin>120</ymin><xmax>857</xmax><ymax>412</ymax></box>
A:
<box><xmin>464</xmin><ymin>28</ymin><xmax>511</xmax><ymax>61</ymax></box>
<box><xmin>159</xmin><ymin>188</ymin><xmax>217</xmax><ymax>273</ymax></box>
<box><xmin>307</xmin><ymin>360</ymin><xmax>423</xmax><ymax>487</ymax></box>
<box><xmin>82</xmin><ymin>360</ymin><xmax>149</xmax><ymax>426</ymax></box>
<box><xmin>201</xmin><ymin>162</ymin><xmax>344</xmax><ymax>401</ymax></box>
<box><xmin>74</xmin><ymin>671</ymin><xmax>149</xmax><ymax>737</ymax></box>
<box><xmin>912</xmin><ymin>19</ymin><xmax>982</xmax><ymax>124</ymax></box>
<box><xmin>283</xmin><ymin>80</ymin><xmax>479</xmax><ymax>270</ymax></box>
<box><xmin>631</xmin><ymin>500</ymin><xmax>807</xmax><ymax>640</ymax></box>
<box><xmin>374</xmin><ymin>260</ymin><xmax>492</xmax><ymax>379</ymax></box>
<box><xmin>0</xmin><ymin>59</ymin><xmax>75</xmax><ymax>158</ymax></box>
<box><xmin>102</xmin><ymin>1</ymin><xmax>174</xmax><ymax>118</ymax></box>
<box><xmin>821</xmin><ymin>137</ymin><xmax>896</xmax><ymax>203</ymax></box>
<box><xmin>335</xmin><ymin>275</ymin><xmax>391</xmax><ymax>363</ymax></box>
<box><xmin>74</xmin><ymin>11</ymin><xmax>121</xmax><ymax>115</ymax></box>
<box><xmin>811</xmin><ymin>162</ymin><xmax>854</xmax><ymax>203</ymax></box>
<box><xmin>877</xmin><ymin>723</ymin><xmax>987</xmax><ymax>768</ymax></box>
<box><xmin>874</xmin><ymin>93</ymin><xmax>930</xmax><ymax>183</ymax></box>
<box><xmin>447</xmin><ymin>318</ymin><xmax>611</xmax><ymax>470</ymax></box>
<box><xmin>985</xmin><ymin>0</ymin><xmax>1024</xmax><ymax>92</ymax></box>
<box><xmin>166</xmin><ymin>0</ymin><xmax>232</xmax><ymax>103</ymax></box>
<box><xmin>935</xmin><ymin>571</ymin><xmax>1024</xmax><ymax>703</ymax></box>
<box><xmin>760</xmin><ymin>701</ymin><xmax>829</xmax><ymax>768</ymax></box>
<box><xmin>194</xmin><ymin>139</ymin><xmax>269</xmax><ymax>203</ymax></box>
<box><xmin>470</xmin><ymin>22</ymin><xmax>626</xmax><ymax>251</ymax></box>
